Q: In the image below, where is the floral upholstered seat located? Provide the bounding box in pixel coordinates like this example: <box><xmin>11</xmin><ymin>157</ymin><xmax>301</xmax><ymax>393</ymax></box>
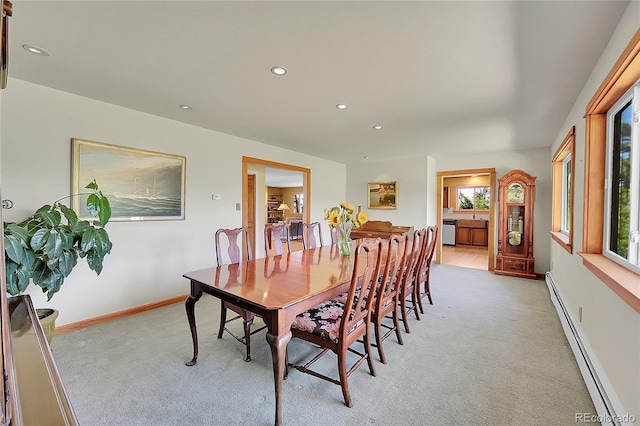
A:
<box><xmin>292</xmin><ymin>298</ymin><xmax>364</xmax><ymax>344</ymax></box>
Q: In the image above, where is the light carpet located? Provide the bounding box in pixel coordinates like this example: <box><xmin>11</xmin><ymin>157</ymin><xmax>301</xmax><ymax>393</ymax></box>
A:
<box><xmin>51</xmin><ymin>264</ymin><xmax>596</xmax><ymax>425</ymax></box>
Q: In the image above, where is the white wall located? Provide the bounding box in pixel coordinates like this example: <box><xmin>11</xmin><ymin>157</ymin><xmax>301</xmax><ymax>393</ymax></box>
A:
<box><xmin>546</xmin><ymin>1</ymin><xmax>640</xmax><ymax>419</ymax></box>
<box><xmin>346</xmin><ymin>156</ymin><xmax>432</xmax><ymax>229</ymax></box>
<box><xmin>1</xmin><ymin>79</ymin><xmax>346</xmax><ymax>326</ymax></box>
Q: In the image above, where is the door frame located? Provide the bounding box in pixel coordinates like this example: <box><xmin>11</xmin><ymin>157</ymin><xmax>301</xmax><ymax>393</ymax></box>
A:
<box><xmin>242</xmin><ymin>156</ymin><xmax>311</xmax><ymax>255</ymax></box>
<box><xmin>435</xmin><ymin>168</ymin><xmax>496</xmax><ymax>271</ymax></box>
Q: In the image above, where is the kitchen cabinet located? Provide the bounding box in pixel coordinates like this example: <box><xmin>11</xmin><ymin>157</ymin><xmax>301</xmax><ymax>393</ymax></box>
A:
<box><xmin>455</xmin><ymin>220</ymin><xmax>487</xmax><ymax>246</ymax></box>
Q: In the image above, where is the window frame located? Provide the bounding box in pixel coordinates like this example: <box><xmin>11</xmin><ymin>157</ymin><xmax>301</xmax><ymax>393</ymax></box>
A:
<box><xmin>582</xmin><ymin>28</ymin><xmax>640</xmax><ymax>314</ymax></box>
<box><xmin>454</xmin><ymin>185</ymin><xmax>491</xmax><ymax>212</ymax></box>
<box><xmin>551</xmin><ymin>126</ymin><xmax>576</xmax><ymax>253</ymax></box>
<box><xmin>603</xmin><ymin>86</ymin><xmax>639</xmax><ymax>273</ymax></box>
<box><xmin>561</xmin><ymin>155</ymin><xmax>572</xmax><ymax>234</ymax></box>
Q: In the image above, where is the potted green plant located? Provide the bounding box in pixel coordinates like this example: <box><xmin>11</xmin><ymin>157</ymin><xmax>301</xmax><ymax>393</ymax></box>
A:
<box><xmin>3</xmin><ymin>180</ymin><xmax>112</xmax><ymax>343</ymax></box>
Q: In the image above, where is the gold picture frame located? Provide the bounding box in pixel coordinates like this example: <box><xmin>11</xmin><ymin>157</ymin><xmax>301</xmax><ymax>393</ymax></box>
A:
<box><xmin>72</xmin><ymin>138</ymin><xmax>186</xmax><ymax>221</ymax></box>
<box><xmin>367</xmin><ymin>181</ymin><xmax>397</xmax><ymax>209</ymax></box>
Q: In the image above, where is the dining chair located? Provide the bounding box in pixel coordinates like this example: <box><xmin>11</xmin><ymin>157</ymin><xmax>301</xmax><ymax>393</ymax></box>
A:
<box><xmin>415</xmin><ymin>225</ymin><xmax>438</xmax><ymax>313</ymax></box>
<box><xmin>264</xmin><ymin>222</ymin><xmax>292</xmax><ymax>257</ymax></box>
<box><xmin>329</xmin><ymin>226</ymin><xmax>340</xmax><ymax>244</ymax></box>
<box><xmin>215</xmin><ymin>227</ymin><xmax>264</xmax><ymax>362</ymax></box>
<box><xmin>370</xmin><ymin>233</ymin><xmax>409</xmax><ymax>364</ymax></box>
<box><xmin>398</xmin><ymin>228</ymin><xmax>427</xmax><ymax>333</ymax></box>
<box><xmin>287</xmin><ymin>238</ymin><xmax>384</xmax><ymax>408</ymax></box>
<box><xmin>301</xmin><ymin>222</ymin><xmax>324</xmax><ymax>249</ymax></box>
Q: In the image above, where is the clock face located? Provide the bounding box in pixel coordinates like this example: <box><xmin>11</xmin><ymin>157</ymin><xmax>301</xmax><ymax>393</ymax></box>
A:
<box><xmin>507</xmin><ymin>183</ymin><xmax>525</xmax><ymax>203</ymax></box>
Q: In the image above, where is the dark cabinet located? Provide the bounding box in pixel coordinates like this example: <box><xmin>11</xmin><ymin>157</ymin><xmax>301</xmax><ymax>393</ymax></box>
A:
<box><xmin>471</xmin><ymin>228</ymin><xmax>488</xmax><ymax>246</ymax></box>
<box><xmin>455</xmin><ymin>220</ymin><xmax>487</xmax><ymax>246</ymax></box>
<box><xmin>456</xmin><ymin>226</ymin><xmax>471</xmax><ymax>245</ymax></box>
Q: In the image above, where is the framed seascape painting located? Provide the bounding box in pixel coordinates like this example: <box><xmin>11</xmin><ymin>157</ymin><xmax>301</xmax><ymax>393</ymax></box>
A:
<box><xmin>368</xmin><ymin>181</ymin><xmax>397</xmax><ymax>209</ymax></box>
<box><xmin>72</xmin><ymin>139</ymin><xmax>186</xmax><ymax>221</ymax></box>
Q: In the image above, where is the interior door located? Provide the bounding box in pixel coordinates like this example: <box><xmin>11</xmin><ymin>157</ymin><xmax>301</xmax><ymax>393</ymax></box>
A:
<box><xmin>247</xmin><ymin>174</ymin><xmax>256</xmax><ymax>255</ymax></box>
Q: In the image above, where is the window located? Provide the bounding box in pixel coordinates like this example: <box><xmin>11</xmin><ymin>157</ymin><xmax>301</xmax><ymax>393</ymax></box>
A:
<box><xmin>551</xmin><ymin>126</ymin><xmax>575</xmax><ymax>253</ymax></box>
<box><xmin>562</xmin><ymin>155</ymin><xmax>572</xmax><ymax>233</ymax></box>
<box><xmin>293</xmin><ymin>193</ymin><xmax>304</xmax><ymax>213</ymax></box>
<box><xmin>604</xmin><ymin>84</ymin><xmax>639</xmax><ymax>273</ymax></box>
<box><xmin>582</xmin><ymin>29</ymin><xmax>640</xmax><ymax>313</ymax></box>
<box><xmin>456</xmin><ymin>186</ymin><xmax>490</xmax><ymax>210</ymax></box>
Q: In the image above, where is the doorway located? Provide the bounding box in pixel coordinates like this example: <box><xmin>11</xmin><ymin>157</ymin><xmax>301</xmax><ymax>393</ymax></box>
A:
<box><xmin>435</xmin><ymin>168</ymin><xmax>496</xmax><ymax>271</ymax></box>
<box><xmin>242</xmin><ymin>156</ymin><xmax>310</xmax><ymax>257</ymax></box>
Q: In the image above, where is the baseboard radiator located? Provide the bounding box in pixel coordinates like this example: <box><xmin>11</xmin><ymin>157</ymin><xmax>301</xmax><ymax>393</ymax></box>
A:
<box><xmin>545</xmin><ymin>272</ymin><xmax>634</xmax><ymax>426</ymax></box>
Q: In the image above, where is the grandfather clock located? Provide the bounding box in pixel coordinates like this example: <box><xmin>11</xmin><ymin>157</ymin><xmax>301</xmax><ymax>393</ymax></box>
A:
<box><xmin>495</xmin><ymin>169</ymin><xmax>536</xmax><ymax>279</ymax></box>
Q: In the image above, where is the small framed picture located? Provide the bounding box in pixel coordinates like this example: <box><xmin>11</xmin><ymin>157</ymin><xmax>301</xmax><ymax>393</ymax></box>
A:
<box><xmin>367</xmin><ymin>181</ymin><xmax>397</xmax><ymax>209</ymax></box>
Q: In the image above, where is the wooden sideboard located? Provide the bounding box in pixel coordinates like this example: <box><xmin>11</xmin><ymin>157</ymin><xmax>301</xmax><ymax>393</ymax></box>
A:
<box><xmin>6</xmin><ymin>295</ymin><xmax>78</xmax><ymax>425</ymax></box>
<box><xmin>350</xmin><ymin>220</ymin><xmax>413</xmax><ymax>240</ymax></box>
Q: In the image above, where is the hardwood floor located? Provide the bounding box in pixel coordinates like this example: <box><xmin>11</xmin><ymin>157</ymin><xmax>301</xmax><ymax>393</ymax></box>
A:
<box><xmin>442</xmin><ymin>245</ymin><xmax>489</xmax><ymax>270</ymax></box>
<box><xmin>291</xmin><ymin>242</ymin><xmax>489</xmax><ymax>271</ymax></box>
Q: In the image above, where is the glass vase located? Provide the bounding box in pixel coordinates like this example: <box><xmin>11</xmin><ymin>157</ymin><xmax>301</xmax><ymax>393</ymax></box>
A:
<box><xmin>339</xmin><ymin>233</ymin><xmax>352</xmax><ymax>256</ymax></box>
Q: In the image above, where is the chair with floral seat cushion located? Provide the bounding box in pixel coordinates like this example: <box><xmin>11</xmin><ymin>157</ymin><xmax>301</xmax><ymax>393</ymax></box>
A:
<box><xmin>301</xmin><ymin>222</ymin><xmax>324</xmax><ymax>250</ymax></box>
<box><xmin>287</xmin><ymin>238</ymin><xmax>384</xmax><ymax>408</ymax></box>
<box><xmin>370</xmin><ymin>233</ymin><xmax>409</xmax><ymax>364</ymax></box>
<box><xmin>415</xmin><ymin>225</ymin><xmax>438</xmax><ymax>312</ymax></box>
<box><xmin>398</xmin><ymin>228</ymin><xmax>427</xmax><ymax>333</ymax></box>
<box><xmin>215</xmin><ymin>227</ymin><xmax>264</xmax><ymax>362</ymax></box>
<box><xmin>264</xmin><ymin>222</ymin><xmax>292</xmax><ymax>257</ymax></box>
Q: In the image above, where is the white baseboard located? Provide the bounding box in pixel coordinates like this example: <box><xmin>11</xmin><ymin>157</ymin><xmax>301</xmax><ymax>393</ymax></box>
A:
<box><xmin>546</xmin><ymin>272</ymin><xmax>635</xmax><ymax>426</ymax></box>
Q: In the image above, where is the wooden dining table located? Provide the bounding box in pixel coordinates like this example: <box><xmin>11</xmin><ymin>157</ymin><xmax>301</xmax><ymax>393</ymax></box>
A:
<box><xmin>183</xmin><ymin>244</ymin><xmax>359</xmax><ymax>425</ymax></box>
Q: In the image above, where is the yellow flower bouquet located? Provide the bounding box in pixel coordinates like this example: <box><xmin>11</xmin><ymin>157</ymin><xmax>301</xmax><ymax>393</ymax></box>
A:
<box><xmin>324</xmin><ymin>202</ymin><xmax>368</xmax><ymax>256</ymax></box>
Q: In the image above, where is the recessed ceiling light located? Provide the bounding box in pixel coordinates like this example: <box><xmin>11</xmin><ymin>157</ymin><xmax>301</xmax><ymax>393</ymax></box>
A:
<box><xmin>179</xmin><ymin>104</ymin><xmax>192</xmax><ymax>110</ymax></box>
<box><xmin>373</xmin><ymin>125</ymin><xmax>383</xmax><ymax>130</ymax></box>
<box><xmin>22</xmin><ymin>44</ymin><xmax>50</xmax><ymax>56</ymax></box>
<box><xmin>271</xmin><ymin>66</ymin><xmax>287</xmax><ymax>75</ymax></box>
<box><xmin>364</xmin><ymin>156</ymin><xmax>370</xmax><ymax>159</ymax></box>
<box><xmin>336</xmin><ymin>104</ymin><xmax>348</xmax><ymax>110</ymax></box>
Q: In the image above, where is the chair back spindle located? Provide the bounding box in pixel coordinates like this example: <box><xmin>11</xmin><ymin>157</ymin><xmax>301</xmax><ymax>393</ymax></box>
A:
<box><xmin>302</xmin><ymin>222</ymin><xmax>324</xmax><ymax>249</ymax></box>
<box><xmin>264</xmin><ymin>223</ymin><xmax>292</xmax><ymax>256</ymax></box>
<box><xmin>215</xmin><ymin>227</ymin><xmax>253</xmax><ymax>266</ymax></box>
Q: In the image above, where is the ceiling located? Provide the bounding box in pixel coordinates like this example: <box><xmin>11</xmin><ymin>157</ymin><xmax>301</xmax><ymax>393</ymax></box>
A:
<box><xmin>7</xmin><ymin>1</ymin><xmax>630</xmax><ymax>164</ymax></box>
<box><xmin>264</xmin><ymin>167</ymin><xmax>303</xmax><ymax>188</ymax></box>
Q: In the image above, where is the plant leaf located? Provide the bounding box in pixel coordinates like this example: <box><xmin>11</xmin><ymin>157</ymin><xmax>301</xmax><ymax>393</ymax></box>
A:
<box><xmin>86</xmin><ymin>249</ymin><xmax>104</xmax><ymax>274</ymax></box>
<box><xmin>58</xmin><ymin>228</ymin><xmax>74</xmax><ymax>250</ymax></box>
<box><xmin>80</xmin><ymin>227</ymin><xmax>96</xmax><ymax>253</ymax></box>
<box><xmin>72</xmin><ymin>220</ymin><xmax>92</xmax><ymax>234</ymax></box>
<box><xmin>59</xmin><ymin>204</ymin><xmax>78</xmax><ymax>226</ymax></box>
<box><xmin>30</xmin><ymin>228</ymin><xmax>50</xmax><ymax>251</ymax></box>
<box><xmin>4</xmin><ymin>234</ymin><xmax>25</xmax><ymax>264</ymax></box>
<box><xmin>5</xmin><ymin>223</ymin><xmax>30</xmax><ymax>245</ymax></box>
<box><xmin>93</xmin><ymin>228</ymin><xmax>113</xmax><ymax>256</ymax></box>
<box><xmin>37</xmin><ymin>209</ymin><xmax>61</xmax><ymax>228</ymax></box>
<box><xmin>31</xmin><ymin>260</ymin><xmax>52</xmax><ymax>287</ymax></box>
<box><xmin>86</xmin><ymin>194</ymin><xmax>100</xmax><ymax>218</ymax></box>
<box><xmin>98</xmin><ymin>196</ymin><xmax>111</xmax><ymax>225</ymax></box>
<box><xmin>58</xmin><ymin>250</ymin><xmax>78</xmax><ymax>277</ymax></box>
<box><xmin>5</xmin><ymin>262</ymin><xmax>19</xmax><ymax>295</ymax></box>
<box><xmin>85</xmin><ymin>180</ymin><xmax>98</xmax><ymax>191</ymax></box>
<box><xmin>44</xmin><ymin>231</ymin><xmax>64</xmax><ymax>259</ymax></box>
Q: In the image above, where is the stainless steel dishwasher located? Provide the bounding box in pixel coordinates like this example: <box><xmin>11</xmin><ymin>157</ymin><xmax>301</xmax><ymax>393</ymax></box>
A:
<box><xmin>442</xmin><ymin>220</ymin><xmax>456</xmax><ymax>245</ymax></box>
